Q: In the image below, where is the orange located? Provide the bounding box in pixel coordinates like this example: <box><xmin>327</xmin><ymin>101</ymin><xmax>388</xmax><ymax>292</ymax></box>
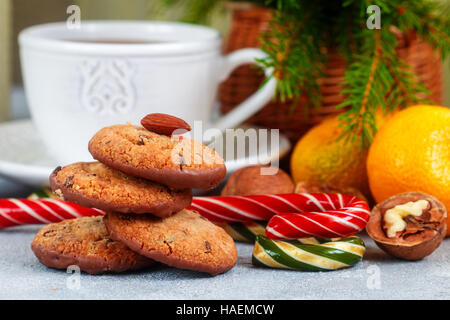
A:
<box><xmin>290</xmin><ymin>111</ymin><xmax>390</xmax><ymax>198</ymax></box>
<box><xmin>367</xmin><ymin>105</ymin><xmax>450</xmax><ymax>235</ymax></box>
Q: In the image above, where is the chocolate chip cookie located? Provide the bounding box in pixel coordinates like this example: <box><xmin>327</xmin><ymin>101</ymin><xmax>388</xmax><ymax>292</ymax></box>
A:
<box><xmin>221</xmin><ymin>165</ymin><xmax>294</xmax><ymax>196</ymax></box>
<box><xmin>103</xmin><ymin>209</ymin><xmax>237</xmax><ymax>275</ymax></box>
<box><xmin>88</xmin><ymin>124</ymin><xmax>226</xmax><ymax>190</ymax></box>
<box><xmin>31</xmin><ymin>217</ymin><xmax>154</xmax><ymax>274</ymax></box>
<box><xmin>50</xmin><ymin>162</ymin><xmax>192</xmax><ymax>218</ymax></box>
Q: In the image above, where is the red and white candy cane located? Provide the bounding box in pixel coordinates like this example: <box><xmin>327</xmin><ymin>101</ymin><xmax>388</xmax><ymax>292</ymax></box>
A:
<box><xmin>0</xmin><ymin>193</ymin><xmax>370</xmax><ymax>239</ymax></box>
<box><xmin>189</xmin><ymin>193</ymin><xmax>370</xmax><ymax>239</ymax></box>
<box><xmin>0</xmin><ymin>198</ymin><xmax>103</xmax><ymax>229</ymax></box>
<box><xmin>265</xmin><ymin>193</ymin><xmax>370</xmax><ymax>239</ymax></box>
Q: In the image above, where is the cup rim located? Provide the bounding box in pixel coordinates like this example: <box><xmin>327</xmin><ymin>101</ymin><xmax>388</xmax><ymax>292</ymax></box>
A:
<box><xmin>19</xmin><ymin>21</ymin><xmax>222</xmax><ymax>56</ymax></box>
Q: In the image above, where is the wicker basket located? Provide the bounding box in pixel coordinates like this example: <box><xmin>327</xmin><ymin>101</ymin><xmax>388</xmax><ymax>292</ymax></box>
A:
<box><xmin>219</xmin><ymin>5</ymin><xmax>443</xmax><ymax>142</ymax></box>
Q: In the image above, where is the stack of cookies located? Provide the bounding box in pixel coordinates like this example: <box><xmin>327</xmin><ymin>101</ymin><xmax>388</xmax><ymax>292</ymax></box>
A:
<box><xmin>31</xmin><ymin>113</ymin><xmax>237</xmax><ymax>276</ymax></box>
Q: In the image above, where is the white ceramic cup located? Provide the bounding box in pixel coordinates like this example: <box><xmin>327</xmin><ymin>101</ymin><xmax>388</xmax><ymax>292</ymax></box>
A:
<box><xmin>19</xmin><ymin>21</ymin><xmax>276</xmax><ymax>164</ymax></box>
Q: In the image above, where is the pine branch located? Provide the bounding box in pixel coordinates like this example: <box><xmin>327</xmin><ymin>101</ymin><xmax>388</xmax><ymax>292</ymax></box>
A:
<box><xmin>337</xmin><ymin>24</ymin><xmax>432</xmax><ymax>147</ymax></box>
<box><xmin>257</xmin><ymin>8</ymin><xmax>326</xmax><ymax>105</ymax></box>
<box><xmin>337</xmin><ymin>29</ymin><xmax>383</xmax><ymax>146</ymax></box>
<box><xmin>360</xmin><ymin>30</ymin><xmax>382</xmax><ymax>120</ymax></box>
<box><xmin>166</xmin><ymin>0</ymin><xmax>450</xmax><ymax>145</ymax></box>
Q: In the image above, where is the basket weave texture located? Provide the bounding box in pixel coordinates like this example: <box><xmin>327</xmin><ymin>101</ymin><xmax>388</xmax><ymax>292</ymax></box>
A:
<box><xmin>219</xmin><ymin>6</ymin><xmax>443</xmax><ymax>142</ymax></box>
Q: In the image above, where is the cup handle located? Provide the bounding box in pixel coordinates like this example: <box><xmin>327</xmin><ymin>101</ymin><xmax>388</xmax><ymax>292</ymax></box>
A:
<box><xmin>211</xmin><ymin>48</ymin><xmax>276</xmax><ymax>131</ymax></box>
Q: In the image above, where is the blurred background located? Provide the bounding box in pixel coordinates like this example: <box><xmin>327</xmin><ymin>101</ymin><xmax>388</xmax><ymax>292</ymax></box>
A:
<box><xmin>0</xmin><ymin>0</ymin><xmax>449</xmax><ymax>124</ymax></box>
<box><xmin>0</xmin><ymin>0</ymin><xmax>233</xmax><ymax>122</ymax></box>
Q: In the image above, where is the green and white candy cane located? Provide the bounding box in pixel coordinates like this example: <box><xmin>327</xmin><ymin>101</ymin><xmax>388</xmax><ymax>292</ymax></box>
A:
<box><xmin>217</xmin><ymin>221</ymin><xmax>267</xmax><ymax>242</ymax></box>
<box><xmin>252</xmin><ymin>235</ymin><xmax>365</xmax><ymax>271</ymax></box>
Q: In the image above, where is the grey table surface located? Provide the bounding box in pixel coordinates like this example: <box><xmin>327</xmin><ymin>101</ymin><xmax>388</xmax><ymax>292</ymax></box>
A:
<box><xmin>2</xmin><ymin>90</ymin><xmax>450</xmax><ymax>300</ymax></box>
<box><xmin>1</xmin><ymin>225</ymin><xmax>450</xmax><ymax>300</ymax></box>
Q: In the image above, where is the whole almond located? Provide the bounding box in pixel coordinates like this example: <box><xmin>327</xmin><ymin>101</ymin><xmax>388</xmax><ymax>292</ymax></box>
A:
<box><xmin>141</xmin><ymin>113</ymin><xmax>191</xmax><ymax>136</ymax></box>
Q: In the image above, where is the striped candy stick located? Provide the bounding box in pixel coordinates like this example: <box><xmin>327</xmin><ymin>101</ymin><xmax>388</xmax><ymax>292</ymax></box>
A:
<box><xmin>1</xmin><ymin>192</ymin><xmax>369</xmax><ymax>241</ymax></box>
<box><xmin>0</xmin><ymin>198</ymin><xmax>103</xmax><ymax>229</ymax></box>
<box><xmin>190</xmin><ymin>193</ymin><xmax>370</xmax><ymax>239</ymax></box>
<box><xmin>252</xmin><ymin>235</ymin><xmax>365</xmax><ymax>271</ymax></box>
<box><xmin>265</xmin><ymin>194</ymin><xmax>370</xmax><ymax>239</ymax></box>
<box><xmin>6</xmin><ymin>190</ymin><xmax>268</xmax><ymax>240</ymax></box>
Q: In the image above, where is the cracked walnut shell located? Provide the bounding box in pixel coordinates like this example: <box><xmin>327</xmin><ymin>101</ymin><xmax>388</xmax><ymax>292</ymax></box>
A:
<box><xmin>366</xmin><ymin>192</ymin><xmax>447</xmax><ymax>260</ymax></box>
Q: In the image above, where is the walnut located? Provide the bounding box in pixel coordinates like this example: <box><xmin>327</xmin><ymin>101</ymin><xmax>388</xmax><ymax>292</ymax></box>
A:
<box><xmin>366</xmin><ymin>192</ymin><xmax>447</xmax><ymax>260</ymax></box>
